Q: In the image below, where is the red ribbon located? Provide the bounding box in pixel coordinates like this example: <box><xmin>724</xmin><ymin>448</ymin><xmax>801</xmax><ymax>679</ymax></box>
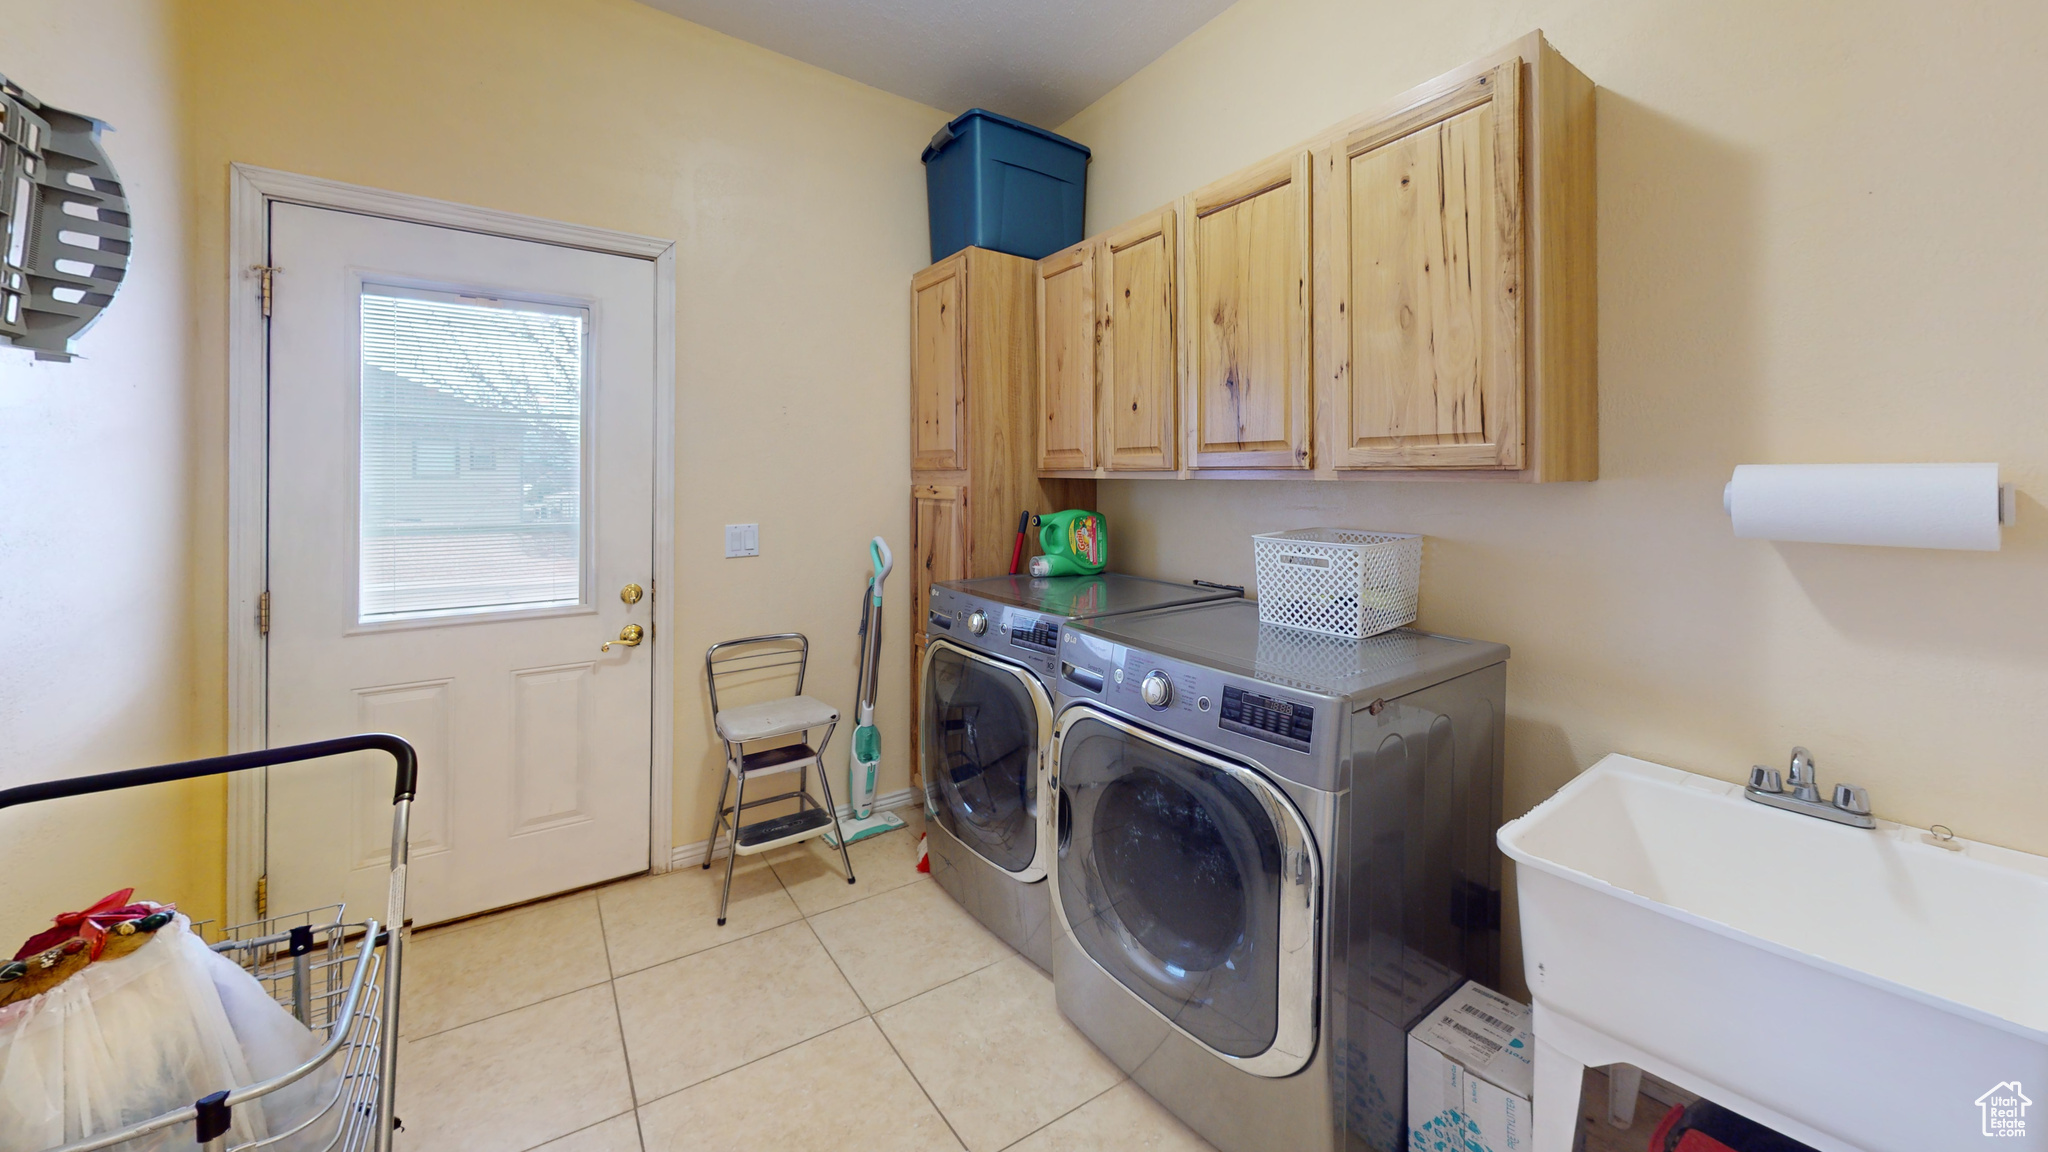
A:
<box><xmin>12</xmin><ymin>888</ymin><xmax>173</xmax><ymax>961</ymax></box>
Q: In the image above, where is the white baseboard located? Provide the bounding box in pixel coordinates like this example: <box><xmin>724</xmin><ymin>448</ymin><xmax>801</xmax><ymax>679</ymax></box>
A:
<box><xmin>667</xmin><ymin>787</ymin><xmax>922</xmax><ymax>870</ymax></box>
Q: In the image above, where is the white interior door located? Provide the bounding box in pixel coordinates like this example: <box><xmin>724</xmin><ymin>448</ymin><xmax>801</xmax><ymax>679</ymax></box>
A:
<box><xmin>265</xmin><ymin>202</ymin><xmax>655</xmax><ymax>926</ymax></box>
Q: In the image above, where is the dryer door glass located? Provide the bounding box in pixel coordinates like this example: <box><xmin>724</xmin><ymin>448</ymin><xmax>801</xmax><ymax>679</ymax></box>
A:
<box><xmin>1055</xmin><ymin>715</ymin><xmax>1287</xmax><ymax>1058</ymax></box>
<box><xmin>923</xmin><ymin>646</ymin><xmax>1043</xmax><ymax>873</ymax></box>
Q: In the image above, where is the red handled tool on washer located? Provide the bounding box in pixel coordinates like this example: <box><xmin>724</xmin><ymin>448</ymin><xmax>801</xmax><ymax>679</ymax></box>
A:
<box><xmin>1008</xmin><ymin>510</ymin><xmax>1031</xmax><ymax>575</ymax></box>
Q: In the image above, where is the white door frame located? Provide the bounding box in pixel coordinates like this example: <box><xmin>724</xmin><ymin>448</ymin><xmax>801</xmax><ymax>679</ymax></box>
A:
<box><xmin>226</xmin><ymin>163</ymin><xmax>677</xmax><ymax>926</ymax></box>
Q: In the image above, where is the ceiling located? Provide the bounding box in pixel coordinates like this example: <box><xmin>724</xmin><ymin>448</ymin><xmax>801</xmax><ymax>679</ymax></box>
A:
<box><xmin>632</xmin><ymin>0</ymin><xmax>1236</xmax><ymax>127</ymax></box>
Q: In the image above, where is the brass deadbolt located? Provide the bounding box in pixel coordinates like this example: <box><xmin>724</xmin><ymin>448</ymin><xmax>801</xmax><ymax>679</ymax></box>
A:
<box><xmin>620</xmin><ymin>583</ymin><xmax>645</xmax><ymax>605</ymax></box>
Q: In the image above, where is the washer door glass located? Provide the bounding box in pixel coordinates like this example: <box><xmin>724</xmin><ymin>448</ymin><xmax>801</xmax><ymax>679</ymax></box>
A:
<box><xmin>923</xmin><ymin>645</ymin><xmax>1043</xmax><ymax>874</ymax></box>
<box><xmin>1056</xmin><ymin>715</ymin><xmax>1286</xmax><ymax>1058</ymax></box>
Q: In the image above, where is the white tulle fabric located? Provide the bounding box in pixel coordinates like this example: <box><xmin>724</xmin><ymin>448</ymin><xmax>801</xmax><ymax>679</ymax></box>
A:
<box><xmin>0</xmin><ymin>915</ymin><xmax>341</xmax><ymax>1151</ymax></box>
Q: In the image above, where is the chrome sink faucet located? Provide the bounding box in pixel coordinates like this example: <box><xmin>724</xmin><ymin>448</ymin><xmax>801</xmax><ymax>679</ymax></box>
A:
<box><xmin>1745</xmin><ymin>746</ymin><xmax>1875</xmax><ymax>829</ymax></box>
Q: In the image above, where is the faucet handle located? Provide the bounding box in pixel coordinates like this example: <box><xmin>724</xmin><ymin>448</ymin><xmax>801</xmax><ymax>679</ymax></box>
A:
<box><xmin>1748</xmin><ymin>765</ymin><xmax>1783</xmax><ymax>794</ymax></box>
<box><xmin>1832</xmin><ymin>784</ymin><xmax>1871</xmax><ymax>816</ymax></box>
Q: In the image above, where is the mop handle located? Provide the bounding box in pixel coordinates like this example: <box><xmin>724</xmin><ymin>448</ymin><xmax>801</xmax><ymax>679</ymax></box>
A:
<box><xmin>856</xmin><ymin>537</ymin><xmax>891</xmax><ymax>719</ymax></box>
<box><xmin>869</xmin><ymin>537</ymin><xmax>893</xmax><ymax>604</ymax></box>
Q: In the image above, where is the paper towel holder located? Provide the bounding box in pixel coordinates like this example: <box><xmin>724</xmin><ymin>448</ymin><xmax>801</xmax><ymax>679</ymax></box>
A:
<box><xmin>1722</xmin><ymin>463</ymin><xmax>2017</xmax><ymax>551</ymax></box>
<box><xmin>1727</xmin><ymin>479</ymin><xmax>2022</xmax><ymax>522</ymax></box>
<box><xmin>1722</xmin><ymin>477</ymin><xmax>2017</xmax><ymax>523</ymax></box>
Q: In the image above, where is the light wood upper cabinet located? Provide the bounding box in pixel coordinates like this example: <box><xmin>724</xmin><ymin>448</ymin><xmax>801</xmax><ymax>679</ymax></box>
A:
<box><xmin>911</xmin><ymin>258</ymin><xmax>967</xmax><ymax>472</ymax></box>
<box><xmin>1315</xmin><ymin>36</ymin><xmax>1595</xmax><ymax>479</ymax></box>
<box><xmin>1021</xmin><ymin>33</ymin><xmax>1592</xmax><ymax>484</ymax></box>
<box><xmin>1099</xmin><ymin>209</ymin><xmax>1178</xmax><ymax>471</ymax></box>
<box><xmin>1035</xmin><ymin>243</ymin><xmax>1097</xmax><ymax>472</ymax></box>
<box><xmin>1319</xmin><ymin>63</ymin><xmax>1523</xmax><ymax>470</ymax></box>
<box><xmin>1184</xmin><ymin>152</ymin><xmax>1313</xmax><ymax>471</ymax></box>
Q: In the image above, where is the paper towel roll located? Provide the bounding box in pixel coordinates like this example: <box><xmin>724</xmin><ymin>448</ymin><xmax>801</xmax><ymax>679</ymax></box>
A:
<box><xmin>1723</xmin><ymin>463</ymin><xmax>2008</xmax><ymax>551</ymax></box>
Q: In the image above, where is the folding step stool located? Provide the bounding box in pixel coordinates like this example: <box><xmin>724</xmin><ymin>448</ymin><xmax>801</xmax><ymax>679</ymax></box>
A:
<box><xmin>702</xmin><ymin>633</ymin><xmax>856</xmax><ymax>924</ymax></box>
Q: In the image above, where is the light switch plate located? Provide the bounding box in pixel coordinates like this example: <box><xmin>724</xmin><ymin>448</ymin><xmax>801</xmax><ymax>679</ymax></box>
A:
<box><xmin>725</xmin><ymin>523</ymin><xmax>760</xmax><ymax>558</ymax></box>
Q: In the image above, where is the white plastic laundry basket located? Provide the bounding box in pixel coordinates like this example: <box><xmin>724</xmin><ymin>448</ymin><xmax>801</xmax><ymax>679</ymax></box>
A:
<box><xmin>1252</xmin><ymin>528</ymin><xmax>1422</xmax><ymax>639</ymax></box>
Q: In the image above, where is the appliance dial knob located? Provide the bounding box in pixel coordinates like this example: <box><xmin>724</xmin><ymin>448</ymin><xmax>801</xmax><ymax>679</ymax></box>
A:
<box><xmin>1141</xmin><ymin>671</ymin><xmax>1173</xmax><ymax>709</ymax></box>
<box><xmin>966</xmin><ymin>610</ymin><xmax>988</xmax><ymax>635</ymax></box>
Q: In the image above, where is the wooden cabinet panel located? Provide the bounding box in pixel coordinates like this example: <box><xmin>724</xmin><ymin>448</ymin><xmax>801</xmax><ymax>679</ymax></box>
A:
<box><xmin>909</xmin><ymin>636</ymin><xmax>926</xmax><ymax>788</ymax></box>
<box><xmin>1185</xmin><ymin>153</ymin><xmax>1313</xmax><ymax>471</ymax></box>
<box><xmin>911</xmin><ymin>258</ymin><xmax>967</xmax><ymax>471</ymax></box>
<box><xmin>910</xmin><ymin>484</ymin><xmax>968</xmax><ymax>639</ymax></box>
<box><xmin>1099</xmin><ymin>210</ymin><xmax>1177</xmax><ymax>471</ymax></box>
<box><xmin>1322</xmin><ymin>62</ymin><xmax>1523</xmax><ymax>469</ymax></box>
<box><xmin>1035</xmin><ymin>244</ymin><xmax>1097</xmax><ymax>472</ymax></box>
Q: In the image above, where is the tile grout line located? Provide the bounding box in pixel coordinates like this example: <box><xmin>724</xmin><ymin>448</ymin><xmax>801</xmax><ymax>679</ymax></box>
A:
<box><xmin>624</xmin><ymin>1011</ymin><xmax>878</xmax><ymax>1119</ymax></box>
<box><xmin>863</xmin><ymin>949</ymin><xmax>1014</xmax><ymax>1017</ymax></box>
<box><xmin>525</xmin><ymin>1110</ymin><xmax>639</xmax><ymax>1152</ymax></box>
<box><xmin>617</xmin><ymin>835</ymin><xmax>994</xmax><ymax>1145</ymax></box>
<box><xmin>991</xmin><ymin>1077</ymin><xmax>1128</xmax><ymax>1152</ymax></box>
<box><xmin>404</xmin><ymin>861</ymin><xmax>819</xmax><ymax>1043</ymax></box>
<box><xmin>854</xmin><ymin>955</ymin><xmax>975</xmax><ymax>1152</ymax></box>
<box><xmin>613</xmin><ymin>916</ymin><xmax>871</xmax><ymax>1119</ymax></box>
<box><xmin>399</xmin><ymin>836</ymin><xmax>933</xmax><ymax>1147</ymax></box>
<box><xmin>791</xmin><ymin>838</ymin><xmax>1139</xmax><ymax>1152</ymax></box>
<box><xmin>592</xmin><ymin>893</ymin><xmax>652</xmax><ymax>1152</ymax></box>
<box><xmin>800</xmin><ymin>862</ymin><xmax>1017</xmax><ymax>1152</ymax></box>
<box><xmin>872</xmin><ymin>1019</ymin><xmax>973</xmax><ymax>1152</ymax></box>
<box><xmin>404</xmin><ymin>976</ymin><xmax>614</xmax><ymax>1044</ymax></box>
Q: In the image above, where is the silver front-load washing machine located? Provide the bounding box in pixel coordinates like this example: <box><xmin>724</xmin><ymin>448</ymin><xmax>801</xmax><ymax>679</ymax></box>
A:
<box><xmin>920</xmin><ymin>574</ymin><xmax>1239</xmax><ymax>971</ymax></box>
<box><xmin>1049</xmin><ymin>599</ymin><xmax>1506</xmax><ymax>1152</ymax></box>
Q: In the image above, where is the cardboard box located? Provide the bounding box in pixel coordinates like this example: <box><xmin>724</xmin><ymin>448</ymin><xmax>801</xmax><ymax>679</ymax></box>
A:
<box><xmin>1407</xmin><ymin>982</ymin><xmax>1535</xmax><ymax>1152</ymax></box>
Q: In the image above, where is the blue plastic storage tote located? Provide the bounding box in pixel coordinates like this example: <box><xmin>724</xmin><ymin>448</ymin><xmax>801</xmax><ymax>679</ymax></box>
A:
<box><xmin>922</xmin><ymin>109</ymin><xmax>1090</xmax><ymax>263</ymax></box>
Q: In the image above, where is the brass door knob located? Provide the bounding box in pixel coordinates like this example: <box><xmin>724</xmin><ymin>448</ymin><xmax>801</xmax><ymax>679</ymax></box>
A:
<box><xmin>602</xmin><ymin>624</ymin><xmax>645</xmax><ymax>652</ymax></box>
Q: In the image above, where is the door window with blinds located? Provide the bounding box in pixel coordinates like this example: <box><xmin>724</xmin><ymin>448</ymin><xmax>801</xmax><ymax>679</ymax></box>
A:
<box><xmin>356</xmin><ymin>285</ymin><xmax>591</xmax><ymax>622</ymax></box>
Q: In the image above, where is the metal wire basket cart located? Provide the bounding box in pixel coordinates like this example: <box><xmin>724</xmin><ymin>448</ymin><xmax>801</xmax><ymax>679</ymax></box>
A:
<box><xmin>0</xmin><ymin>734</ymin><xmax>417</xmax><ymax>1152</ymax></box>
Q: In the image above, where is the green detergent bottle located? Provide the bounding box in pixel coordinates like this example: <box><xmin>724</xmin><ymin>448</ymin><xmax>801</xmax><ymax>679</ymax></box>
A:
<box><xmin>1028</xmin><ymin>509</ymin><xmax>1108</xmax><ymax>577</ymax></box>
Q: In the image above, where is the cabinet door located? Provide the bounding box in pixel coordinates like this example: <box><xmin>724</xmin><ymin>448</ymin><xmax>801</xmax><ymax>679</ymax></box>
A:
<box><xmin>910</xmin><ymin>484</ymin><xmax>968</xmax><ymax>642</ymax></box>
<box><xmin>912</xmin><ymin>257</ymin><xmax>968</xmax><ymax>472</ymax></box>
<box><xmin>1035</xmin><ymin>243</ymin><xmax>1097</xmax><ymax>472</ymax></box>
<box><xmin>1184</xmin><ymin>153</ymin><xmax>1312</xmax><ymax>470</ymax></box>
<box><xmin>1099</xmin><ymin>209</ymin><xmax>1177</xmax><ymax>471</ymax></box>
<box><xmin>1322</xmin><ymin>62</ymin><xmax>1523</xmax><ymax>469</ymax></box>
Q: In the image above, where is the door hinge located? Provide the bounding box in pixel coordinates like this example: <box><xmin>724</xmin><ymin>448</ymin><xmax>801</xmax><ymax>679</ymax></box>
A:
<box><xmin>252</xmin><ymin>264</ymin><xmax>282</xmax><ymax>317</ymax></box>
<box><xmin>258</xmin><ymin>590</ymin><xmax>271</xmax><ymax>635</ymax></box>
<box><xmin>255</xmin><ymin>873</ymin><xmax>269</xmax><ymax>919</ymax></box>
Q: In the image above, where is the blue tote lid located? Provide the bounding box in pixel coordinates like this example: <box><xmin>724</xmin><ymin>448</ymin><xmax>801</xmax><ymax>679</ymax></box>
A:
<box><xmin>922</xmin><ymin>108</ymin><xmax>1092</xmax><ymax>164</ymax></box>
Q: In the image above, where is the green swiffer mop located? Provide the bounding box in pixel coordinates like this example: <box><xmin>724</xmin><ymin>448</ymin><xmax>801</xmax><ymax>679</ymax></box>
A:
<box><xmin>824</xmin><ymin>536</ymin><xmax>905</xmax><ymax>848</ymax></box>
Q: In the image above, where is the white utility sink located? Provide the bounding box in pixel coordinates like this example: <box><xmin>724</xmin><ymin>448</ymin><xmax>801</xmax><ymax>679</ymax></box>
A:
<box><xmin>1499</xmin><ymin>754</ymin><xmax>2048</xmax><ymax>1152</ymax></box>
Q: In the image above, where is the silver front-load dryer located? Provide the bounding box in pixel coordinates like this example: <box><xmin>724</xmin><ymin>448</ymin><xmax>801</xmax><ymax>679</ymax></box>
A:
<box><xmin>920</xmin><ymin>574</ymin><xmax>1239</xmax><ymax>971</ymax></box>
<box><xmin>1049</xmin><ymin>599</ymin><xmax>1507</xmax><ymax>1152</ymax></box>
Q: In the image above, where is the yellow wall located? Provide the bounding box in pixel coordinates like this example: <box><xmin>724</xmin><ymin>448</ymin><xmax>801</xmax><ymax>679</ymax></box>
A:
<box><xmin>0</xmin><ymin>1</ymin><xmax>225</xmax><ymax>941</ymax></box>
<box><xmin>3</xmin><ymin>0</ymin><xmax>944</xmax><ymax>943</ymax></box>
<box><xmin>1057</xmin><ymin>0</ymin><xmax>2048</xmax><ymax>992</ymax></box>
<box><xmin>170</xmin><ymin>0</ymin><xmax>945</xmax><ymax>878</ymax></box>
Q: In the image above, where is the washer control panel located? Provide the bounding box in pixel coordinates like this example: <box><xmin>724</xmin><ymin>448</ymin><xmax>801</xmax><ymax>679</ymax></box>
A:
<box><xmin>1009</xmin><ymin>615</ymin><xmax>1062</xmax><ymax>653</ymax></box>
<box><xmin>1054</xmin><ymin>626</ymin><xmax>1339</xmax><ymax>790</ymax></box>
<box><xmin>1140</xmin><ymin>670</ymin><xmax>1174</xmax><ymax>709</ymax></box>
<box><xmin>1218</xmin><ymin>686</ymin><xmax>1314</xmax><ymax>753</ymax></box>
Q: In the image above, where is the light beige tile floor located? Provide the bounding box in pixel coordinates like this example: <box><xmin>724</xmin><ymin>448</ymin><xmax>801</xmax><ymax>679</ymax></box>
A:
<box><xmin>393</xmin><ymin>812</ymin><xmax>1216</xmax><ymax>1152</ymax></box>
